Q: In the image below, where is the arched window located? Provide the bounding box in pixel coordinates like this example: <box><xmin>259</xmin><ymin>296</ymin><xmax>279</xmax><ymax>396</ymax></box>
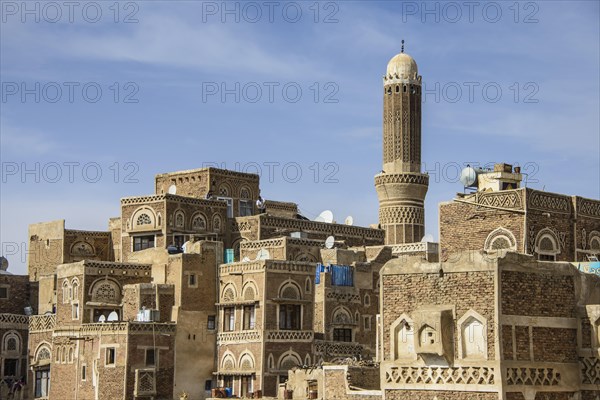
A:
<box><xmin>3</xmin><ymin>332</ymin><xmax>20</xmax><ymax>354</ymax></box>
<box><xmin>221</xmin><ymin>353</ymin><xmax>236</xmax><ymax>371</ymax></box>
<box><xmin>484</xmin><ymin>227</ymin><xmax>517</xmax><ymax>252</ymax></box>
<box><xmin>213</xmin><ymin>215</ymin><xmax>222</xmax><ymax>233</ymax></box>
<box><xmin>243</xmin><ymin>284</ymin><xmax>257</xmax><ymax>301</ymax></box>
<box><xmin>36</xmin><ymin>345</ymin><xmax>51</xmax><ymax>363</ymax></box>
<box><xmin>280</xmin><ymin>282</ymin><xmax>301</xmax><ymax>300</ymax></box>
<box><xmin>240</xmin><ymin>187</ymin><xmax>251</xmax><ymax>199</ymax></box>
<box><xmin>364</xmin><ymin>294</ymin><xmax>371</xmax><ymax>307</ymax></box>
<box><xmin>535</xmin><ymin>229</ymin><xmax>560</xmax><ymax>261</ymax></box>
<box><xmin>278</xmin><ymin>352</ymin><xmax>301</xmax><ymax>371</ymax></box>
<box><xmin>192</xmin><ymin>213</ymin><xmax>207</xmax><ymax>231</ymax></box>
<box><xmin>62</xmin><ymin>280</ymin><xmax>70</xmax><ymax>303</ymax></box>
<box><xmin>68</xmin><ymin>347</ymin><xmax>74</xmax><ymax>363</ymax></box>
<box><xmin>218</xmin><ymin>185</ymin><xmax>230</xmax><ymax>197</ymax></box>
<box><xmin>174</xmin><ymin>210</ymin><xmax>185</xmax><ymax>228</ymax></box>
<box><xmin>305</xmin><ymin>278</ymin><xmax>312</xmax><ymax>294</ymax></box>
<box><xmin>267</xmin><ymin>354</ymin><xmax>274</xmax><ymax>369</ymax></box>
<box><xmin>332</xmin><ymin>307</ymin><xmax>352</xmax><ymax>325</ymax></box>
<box><xmin>458</xmin><ymin>310</ymin><xmax>488</xmax><ymax>360</ymax></box>
<box><xmin>239</xmin><ymin>353</ymin><xmax>255</xmax><ymax>371</ymax></box>
<box><xmin>304</xmin><ymin>354</ymin><xmax>311</xmax><ymax>366</ymax></box>
<box><xmin>91</xmin><ymin>279</ymin><xmax>121</xmax><ymax>304</ymax></box>
<box><xmin>72</xmin><ymin>279</ymin><xmax>79</xmax><ymax>300</ymax></box>
<box><xmin>221</xmin><ymin>285</ymin><xmax>237</xmax><ymax>302</ymax></box>
<box><xmin>137</xmin><ymin>213</ymin><xmax>152</xmax><ymax>225</ymax></box>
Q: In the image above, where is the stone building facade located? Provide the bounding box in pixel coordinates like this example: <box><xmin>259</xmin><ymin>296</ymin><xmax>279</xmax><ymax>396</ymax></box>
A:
<box><xmin>1</xmin><ymin>269</ymin><xmax>36</xmax><ymax>399</ymax></box>
<box><xmin>439</xmin><ymin>175</ymin><xmax>600</xmax><ymax>262</ymax></box>
<box><xmin>379</xmin><ymin>251</ymin><xmax>600</xmax><ymax>400</ymax></box>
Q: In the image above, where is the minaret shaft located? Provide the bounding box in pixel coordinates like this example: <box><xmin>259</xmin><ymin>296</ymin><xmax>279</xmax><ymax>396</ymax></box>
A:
<box><xmin>375</xmin><ymin>51</ymin><xmax>429</xmax><ymax>245</ymax></box>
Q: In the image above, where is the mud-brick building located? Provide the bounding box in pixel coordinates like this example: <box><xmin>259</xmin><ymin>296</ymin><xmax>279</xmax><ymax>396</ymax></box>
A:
<box><xmin>215</xmin><ymin>258</ymin><xmax>316</xmax><ymax>397</ymax></box>
<box><xmin>379</xmin><ymin>251</ymin><xmax>600</xmax><ymax>400</ymax></box>
<box><xmin>1</xmin><ymin>267</ymin><xmax>36</xmax><ymax>399</ymax></box>
<box><xmin>27</xmin><ymin>260</ymin><xmax>177</xmax><ymax>400</ymax></box>
<box><xmin>439</xmin><ymin>166</ymin><xmax>600</xmax><ymax>262</ymax></box>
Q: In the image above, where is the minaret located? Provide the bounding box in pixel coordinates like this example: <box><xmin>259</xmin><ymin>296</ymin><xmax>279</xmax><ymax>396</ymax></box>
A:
<box><xmin>375</xmin><ymin>42</ymin><xmax>429</xmax><ymax>245</ymax></box>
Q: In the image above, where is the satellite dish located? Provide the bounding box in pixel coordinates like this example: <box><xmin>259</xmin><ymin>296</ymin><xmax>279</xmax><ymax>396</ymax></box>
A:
<box><xmin>99</xmin><ymin>315</ymin><xmax>106</xmax><ymax>323</ymax></box>
<box><xmin>421</xmin><ymin>234</ymin><xmax>434</xmax><ymax>243</ymax></box>
<box><xmin>0</xmin><ymin>256</ymin><xmax>8</xmax><ymax>271</ymax></box>
<box><xmin>325</xmin><ymin>236</ymin><xmax>335</xmax><ymax>249</ymax></box>
<box><xmin>168</xmin><ymin>184</ymin><xmax>177</xmax><ymax>195</ymax></box>
<box><xmin>242</xmin><ymin>256</ymin><xmax>250</xmax><ymax>262</ymax></box>
<box><xmin>107</xmin><ymin>311</ymin><xmax>118</xmax><ymax>322</ymax></box>
<box><xmin>344</xmin><ymin>216</ymin><xmax>354</xmax><ymax>226</ymax></box>
<box><xmin>256</xmin><ymin>249</ymin><xmax>270</xmax><ymax>260</ymax></box>
<box><xmin>315</xmin><ymin>210</ymin><xmax>334</xmax><ymax>223</ymax></box>
<box><xmin>460</xmin><ymin>167</ymin><xmax>478</xmax><ymax>187</ymax></box>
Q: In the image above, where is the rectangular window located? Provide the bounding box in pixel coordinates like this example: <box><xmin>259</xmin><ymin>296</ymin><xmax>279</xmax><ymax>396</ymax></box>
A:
<box><xmin>217</xmin><ymin>197</ymin><xmax>234</xmax><ymax>218</ymax></box>
<box><xmin>0</xmin><ymin>286</ymin><xmax>8</xmax><ymax>299</ymax></box>
<box><xmin>223</xmin><ymin>307</ymin><xmax>235</xmax><ymax>332</ymax></box>
<box><xmin>105</xmin><ymin>347</ymin><xmax>116</xmax><ymax>366</ymax></box>
<box><xmin>363</xmin><ymin>316</ymin><xmax>371</xmax><ymax>331</ymax></box>
<box><xmin>35</xmin><ymin>368</ymin><xmax>50</xmax><ymax>398</ymax></box>
<box><xmin>239</xmin><ymin>200</ymin><xmax>253</xmax><ymax>217</ymax></box>
<box><xmin>207</xmin><ymin>315</ymin><xmax>216</xmax><ymax>330</ymax></box>
<box><xmin>174</xmin><ymin>235</ymin><xmax>186</xmax><ymax>248</ymax></box>
<box><xmin>72</xmin><ymin>303</ymin><xmax>79</xmax><ymax>320</ymax></box>
<box><xmin>279</xmin><ymin>304</ymin><xmax>301</xmax><ymax>330</ymax></box>
<box><xmin>243</xmin><ymin>305</ymin><xmax>255</xmax><ymax>330</ymax></box>
<box><xmin>188</xmin><ymin>273</ymin><xmax>197</xmax><ymax>287</ymax></box>
<box><xmin>145</xmin><ymin>349</ymin><xmax>156</xmax><ymax>367</ymax></box>
<box><xmin>81</xmin><ymin>365</ymin><xmax>87</xmax><ymax>381</ymax></box>
<box><xmin>539</xmin><ymin>254</ymin><xmax>556</xmax><ymax>261</ymax></box>
<box><xmin>133</xmin><ymin>235</ymin><xmax>155</xmax><ymax>252</ymax></box>
<box><xmin>333</xmin><ymin>328</ymin><xmax>352</xmax><ymax>342</ymax></box>
<box><xmin>3</xmin><ymin>359</ymin><xmax>17</xmax><ymax>376</ymax></box>
<box><xmin>205</xmin><ymin>380</ymin><xmax>212</xmax><ymax>391</ymax></box>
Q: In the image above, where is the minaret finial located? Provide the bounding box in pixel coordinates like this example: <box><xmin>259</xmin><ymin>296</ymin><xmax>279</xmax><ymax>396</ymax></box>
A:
<box><xmin>401</xmin><ymin>40</ymin><xmax>405</xmax><ymax>53</ymax></box>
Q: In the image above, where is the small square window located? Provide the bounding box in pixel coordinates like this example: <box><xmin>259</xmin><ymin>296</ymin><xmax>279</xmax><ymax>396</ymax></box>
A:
<box><xmin>105</xmin><ymin>348</ymin><xmax>116</xmax><ymax>366</ymax></box>
<box><xmin>207</xmin><ymin>315</ymin><xmax>216</xmax><ymax>330</ymax></box>
<box><xmin>189</xmin><ymin>273</ymin><xmax>197</xmax><ymax>287</ymax></box>
<box><xmin>0</xmin><ymin>287</ymin><xmax>8</xmax><ymax>299</ymax></box>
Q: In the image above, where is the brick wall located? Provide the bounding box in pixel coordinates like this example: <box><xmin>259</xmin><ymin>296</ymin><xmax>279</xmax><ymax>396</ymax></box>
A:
<box><xmin>385</xmin><ymin>390</ymin><xmax>497</xmax><ymax>400</ymax></box>
<box><xmin>501</xmin><ymin>271</ymin><xmax>576</xmax><ymax>317</ymax></box>
<box><xmin>440</xmin><ymin>201</ymin><xmax>524</xmax><ymax>256</ymax></box>
<box><xmin>382</xmin><ymin>270</ymin><xmax>496</xmax><ymax>360</ymax></box>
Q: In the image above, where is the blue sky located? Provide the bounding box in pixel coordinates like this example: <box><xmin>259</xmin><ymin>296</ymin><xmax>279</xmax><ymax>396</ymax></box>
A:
<box><xmin>1</xmin><ymin>0</ymin><xmax>599</xmax><ymax>274</ymax></box>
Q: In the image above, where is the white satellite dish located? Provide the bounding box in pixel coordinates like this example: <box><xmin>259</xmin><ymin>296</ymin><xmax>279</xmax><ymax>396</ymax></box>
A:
<box><xmin>325</xmin><ymin>236</ymin><xmax>335</xmax><ymax>249</ymax></box>
<box><xmin>168</xmin><ymin>184</ymin><xmax>177</xmax><ymax>195</ymax></box>
<box><xmin>107</xmin><ymin>311</ymin><xmax>119</xmax><ymax>322</ymax></box>
<box><xmin>242</xmin><ymin>256</ymin><xmax>250</xmax><ymax>262</ymax></box>
<box><xmin>421</xmin><ymin>234</ymin><xmax>434</xmax><ymax>243</ymax></box>
<box><xmin>99</xmin><ymin>315</ymin><xmax>106</xmax><ymax>323</ymax></box>
<box><xmin>256</xmin><ymin>249</ymin><xmax>270</xmax><ymax>260</ymax></box>
<box><xmin>315</xmin><ymin>210</ymin><xmax>334</xmax><ymax>223</ymax></box>
<box><xmin>0</xmin><ymin>256</ymin><xmax>8</xmax><ymax>271</ymax></box>
<box><xmin>459</xmin><ymin>167</ymin><xmax>477</xmax><ymax>187</ymax></box>
<box><xmin>344</xmin><ymin>216</ymin><xmax>354</xmax><ymax>226</ymax></box>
